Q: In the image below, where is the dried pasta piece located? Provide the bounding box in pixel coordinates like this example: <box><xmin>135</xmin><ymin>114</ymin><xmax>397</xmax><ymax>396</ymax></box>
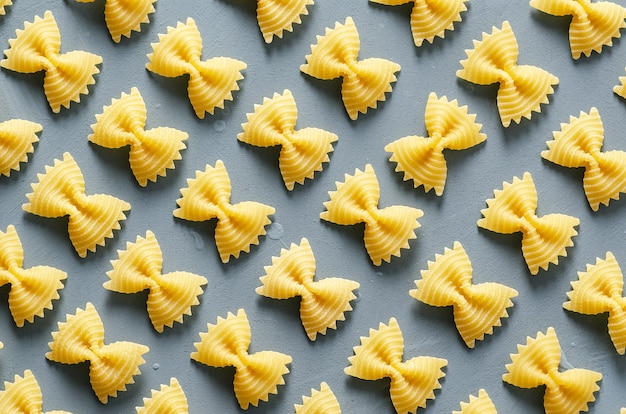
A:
<box><xmin>256</xmin><ymin>238</ymin><xmax>360</xmax><ymax>340</ymax></box>
<box><xmin>530</xmin><ymin>0</ymin><xmax>626</xmax><ymax>59</ymax></box>
<box><xmin>541</xmin><ymin>108</ymin><xmax>626</xmax><ymax>211</ymax></box>
<box><xmin>136</xmin><ymin>378</ymin><xmax>188</xmax><ymax>414</ymax></box>
<box><xmin>23</xmin><ymin>152</ymin><xmax>130</xmax><ymax>258</ymax></box>
<box><xmin>478</xmin><ymin>172</ymin><xmax>579</xmax><ymax>275</ymax></box>
<box><xmin>320</xmin><ymin>164</ymin><xmax>423</xmax><ymax>265</ymax></box>
<box><xmin>254</xmin><ymin>0</ymin><xmax>313</xmax><ymax>43</ymax></box>
<box><xmin>614</xmin><ymin>69</ymin><xmax>626</xmax><ymax>98</ymax></box>
<box><xmin>104</xmin><ymin>231</ymin><xmax>207</xmax><ymax>332</ymax></box>
<box><xmin>456</xmin><ymin>21</ymin><xmax>558</xmax><ymax>127</ymax></box>
<box><xmin>0</xmin><ymin>11</ymin><xmax>102</xmax><ymax>113</ymax></box>
<box><xmin>300</xmin><ymin>17</ymin><xmax>401</xmax><ymax>120</ymax></box>
<box><xmin>0</xmin><ymin>225</ymin><xmax>67</xmax><ymax>327</ymax></box>
<box><xmin>173</xmin><ymin>160</ymin><xmax>274</xmax><ymax>263</ymax></box>
<box><xmin>294</xmin><ymin>382</ymin><xmax>341</xmax><ymax>414</ymax></box>
<box><xmin>46</xmin><ymin>302</ymin><xmax>149</xmax><ymax>403</ymax></box>
<box><xmin>453</xmin><ymin>389</ymin><xmax>497</xmax><ymax>414</ymax></box>
<box><xmin>89</xmin><ymin>87</ymin><xmax>188</xmax><ymax>186</ymax></box>
<box><xmin>409</xmin><ymin>242</ymin><xmax>518</xmax><ymax>348</ymax></box>
<box><xmin>0</xmin><ymin>370</ymin><xmax>72</xmax><ymax>414</ymax></box>
<box><xmin>238</xmin><ymin>89</ymin><xmax>338</xmax><ymax>190</ymax></box>
<box><xmin>190</xmin><ymin>309</ymin><xmax>292</xmax><ymax>409</ymax></box>
<box><xmin>74</xmin><ymin>0</ymin><xmax>157</xmax><ymax>43</ymax></box>
<box><xmin>345</xmin><ymin>317</ymin><xmax>447</xmax><ymax>414</ymax></box>
<box><xmin>503</xmin><ymin>327</ymin><xmax>602</xmax><ymax>414</ymax></box>
<box><xmin>0</xmin><ymin>0</ymin><xmax>12</xmax><ymax>15</ymax></box>
<box><xmin>0</xmin><ymin>119</ymin><xmax>42</xmax><ymax>177</ymax></box>
<box><xmin>146</xmin><ymin>18</ymin><xmax>246</xmax><ymax>119</ymax></box>
<box><xmin>564</xmin><ymin>252</ymin><xmax>626</xmax><ymax>354</ymax></box>
<box><xmin>384</xmin><ymin>92</ymin><xmax>486</xmax><ymax>195</ymax></box>
<box><xmin>369</xmin><ymin>0</ymin><xmax>467</xmax><ymax>46</ymax></box>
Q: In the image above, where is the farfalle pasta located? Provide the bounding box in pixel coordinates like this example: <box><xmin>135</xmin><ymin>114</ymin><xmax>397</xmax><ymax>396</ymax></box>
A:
<box><xmin>453</xmin><ymin>389</ymin><xmax>497</xmax><ymax>414</ymax></box>
<box><xmin>478</xmin><ymin>172</ymin><xmax>579</xmax><ymax>275</ymax></box>
<box><xmin>136</xmin><ymin>378</ymin><xmax>188</xmax><ymax>414</ymax></box>
<box><xmin>0</xmin><ymin>370</ymin><xmax>71</xmax><ymax>414</ymax></box>
<box><xmin>104</xmin><ymin>230</ymin><xmax>208</xmax><ymax>332</ymax></box>
<box><xmin>294</xmin><ymin>382</ymin><xmax>341</xmax><ymax>414</ymax></box>
<box><xmin>173</xmin><ymin>160</ymin><xmax>275</xmax><ymax>263</ymax></box>
<box><xmin>320</xmin><ymin>164</ymin><xmax>423</xmax><ymax>265</ymax></box>
<box><xmin>384</xmin><ymin>92</ymin><xmax>486</xmax><ymax>195</ymax></box>
<box><xmin>530</xmin><ymin>0</ymin><xmax>626</xmax><ymax>59</ymax></box>
<box><xmin>0</xmin><ymin>0</ymin><xmax>11</xmax><ymax>15</ymax></box>
<box><xmin>190</xmin><ymin>309</ymin><xmax>292</xmax><ymax>409</ymax></box>
<box><xmin>238</xmin><ymin>89</ymin><xmax>338</xmax><ymax>190</ymax></box>
<box><xmin>46</xmin><ymin>302</ymin><xmax>149</xmax><ymax>403</ymax></box>
<box><xmin>23</xmin><ymin>152</ymin><xmax>131</xmax><ymax>258</ymax></box>
<box><xmin>256</xmin><ymin>238</ymin><xmax>359</xmax><ymax>340</ymax></box>
<box><xmin>89</xmin><ymin>87</ymin><xmax>188</xmax><ymax>186</ymax></box>
<box><xmin>503</xmin><ymin>327</ymin><xmax>602</xmax><ymax>414</ymax></box>
<box><xmin>1</xmin><ymin>11</ymin><xmax>102</xmax><ymax>113</ymax></box>
<box><xmin>0</xmin><ymin>119</ymin><xmax>41</xmax><ymax>177</ymax></box>
<box><xmin>456</xmin><ymin>21</ymin><xmax>558</xmax><ymax>127</ymax></box>
<box><xmin>74</xmin><ymin>0</ymin><xmax>157</xmax><ymax>42</ymax></box>
<box><xmin>541</xmin><ymin>107</ymin><xmax>626</xmax><ymax>211</ymax></box>
<box><xmin>300</xmin><ymin>17</ymin><xmax>401</xmax><ymax>120</ymax></box>
<box><xmin>345</xmin><ymin>317</ymin><xmax>447</xmax><ymax>414</ymax></box>
<box><xmin>409</xmin><ymin>242</ymin><xmax>518</xmax><ymax>348</ymax></box>
<box><xmin>250</xmin><ymin>0</ymin><xmax>313</xmax><ymax>43</ymax></box>
<box><xmin>146</xmin><ymin>18</ymin><xmax>246</xmax><ymax>119</ymax></box>
<box><xmin>369</xmin><ymin>0</ymin><xmax>467</xmax><ymax>47</ymax></box>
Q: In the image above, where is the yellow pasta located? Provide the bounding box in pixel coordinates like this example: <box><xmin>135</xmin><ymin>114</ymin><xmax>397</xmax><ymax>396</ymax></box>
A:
<box><xmin>146</xmin><ymin>18</ymin><xmax>246</xmax><ymax>119</ymax></box>
<box><xmin>564</xmin><ymin>252</ymin><xmax>626</xmax><ymax>354</ymax></box>
<box><xmin>385</xmin><ymin>92</ymin><xmax>486</xmax><ymax>195</ymax></box>
<box><xmin>46</xmin><ymin>302</ymin><xmax>149</xmax><ymax>403</ymax></box>
<box><xmin>190</xmin><ymin>309</ymin><xmax>292</xmax><ymax>409</ymax></box>
<box><xmin>0</xmin><ymin>119</ymin><xmax>42</xmax><ymax>177</ymax></box>
<box><xmin>369</xmin><ymin>0</ymin><xmax>467</xmax><ymax>46</ymax></box>
<box><xmin>541</xmin><ymin>107</ymin><xmax>626</xmax><ymax>211</ymax></box>
<box><xmin>614</xmin><ymin>68</ymin><xmax>626</xmax><ymax>98</ymax></box>
<box><xmin>478</xmin><ymin>172</ymin><xmax>579</xmax><ymax>275</ymax></box>
<box><xmin>453</xmin><ymin>389</ymin><xmax>497</xmax><ymax>414</ymax></box>
<box><xmin>320</xmin><ymin>164</ymin><xmax>423</xmax><ymax>266</ymax></box>
<box><xmin>238</xmin><ymin>89</ymin><xmax>338</xmax><ymax>190</ymax></box>
<box><xmin>410</xmin><ymin>242</ymin><xmax>518</xmax><ymax>348</ymax></box>
<box><xmin>294</xmin><ymin>382</ymin><xmax>341</xmax><ymax>414</ymax></box>
<box><xmin>253</xmin><ymin>0</ymin><xmax>313</xmax><ymax>43</ymax></box>
<box><xmin>89</xmin><ymin>87</ymin><xmax>188</xmax><ymax>186</ymax></box>
<box><xmin>74</xmin><ymin>0</ymin><xmax>157</xmax><ymax>43</ymax></box>
<box><xmin>300</xmin><ymin>17</ymin><xmax>401</xmax><ymax>120</ymax></box>
<box><xmin>530</xmin><ymin>0</ymin><xmax>626</xmax><ymax>59</ymax></box>
<box><xmin>503</xmin><ymin>327</ymin><xmax>602</xmax><ymax>414</ymax></box>
<box><xmin>173</xmin><ymin>160</ymin><xmax>275</xmax><ymax>263</ymax></box>
<box><xmin>104</xmin><ymin>231</ymin><xmax>208</xmax><ymax>333</ymax></box>
<box><xmin>0</xmin><ymin>370</ymin><xmax>72</xmax><ymax>414</ymax></box>
<box><xmin>456</xmin><ymin>21</ymin><xmax>558</xmax><ymax>127</ymax></box>
<box><xmin>0</xmin><ymin>0</ymin><xmax>12</xmax><ymax>15</ymax></box>
<box><xmin>345</xmin><ymin>317</ymin><xmax>447</xmax><ymax>414</ymax></box>
<box><xmin>0</xmin><ymin>11</ymin><xmax>102</xmax><ymax>113</ymax></box>
<box><xmin>136</xmin><ymin>378</ymin><xmax>188</xmax><ymax>414</ymax></box>
<box><xmin>23</xmin><ymin>152</ymin><xmax>131</xmax><ymax>258</ymax></box>
<box><xmin>256</xmin><ymin>238</ymin><xmax>359</xmax><ymax>340</ymax></box>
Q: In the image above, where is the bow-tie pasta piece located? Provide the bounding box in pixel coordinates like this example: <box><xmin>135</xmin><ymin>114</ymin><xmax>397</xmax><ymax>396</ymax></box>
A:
<box><xmin>238</xmin><ymin>89</ymin><xmax>338</xmax><ymax>190</ymax></box>
<box><xmin>46</xmin><ymin>303</ymin><xmax>149</xmax><ymax>403</ymax></box>
<box><xmin>321</xmin><ymin>164</ymin><xmax>423</xmax><ymax>265</ymax></box>
<box><xmin>248</xmin><ymin>0</ymin><xmax>313</xmax><ymax>43</ymax></box>
<box><xmin>564</xmin><ymin>252</ymin><xmax>626</xmax><ymax>354</ymax></box>
<box><xmin>478</xmin><ymin>172</ymin><xmax>579</xmax><ymax>275</ymax></box>
<box><xmin>0</xmin><ymin>1</ymin><xmax>11</xmax><ymax>15</ymax></box>
<box><xmin>191</xmin><ymin>309</ymin><xmax>292</xmax><ymax>409</ymax></box>
<box><xmin>385</xmin><ymin>92</ymin><xmax>486</xmax><ymax>195</ymax></box>
<box><xmin>23</xmin><ymin>152</ymin><xmax>131</xmax><ymax>258</ymax></box>
<box><xmin>410</xmin><ymin>242</ymin><xmax>518</xmax><ymax>348</ymax></box>
<box><xmin>0</xmin><ymin>370</ymin><xmax>71</xmax><ymax>414</ymax></box>
<box><xmin>294</xmin><ymin>382</ymin><xmax>341</xmax><ymax>414</ymax></box>
<box><xmin>453</xmin><ymin>389</ymin><xmax>497</xmax><ymax>414</ymax></box>
<box><xmin>136</xmin><ymin>378</ymin><xmax>188</xmax><ymax>414</ymax></box>
<box><xmin>503</xmin><ymin>327</ymin><xmax>602</xmax><ymax>414</ymax></box>
<box><xmin>89</xmin><ymin>87</ymin><xmax>188</xmax><ymax>186</ymax></box>
<box><xmin>300</xmin><ymin>17</ymin><xmax>401</xmax><ymax>120</ymax></box>
<box><xmin>0</xmin><ymin>11</ymin><xmax>102</xmax><ymax>113</ymax></box>
<box><xmin>174</xmin><ymin>160</ymin><xmax>275</xmax><ymax>263</ymax></box>
<box><xmin>369</xmin><ymin>0</ymin><xmax>467</xmax><ymax>47</ymax></box>
<box><xmin>345</xmin><ymin>318</ymin><xmax>447</xmax><ymax>414</ymax></box>
<box><xmin>104</xmin><ymin>231</ymin><xmax>207</xmax><ymax>332</ymax></box>
<box><xmin>0</xmin><ymin>119</ymin><xmax>42</xmax><ymax>177</ymax></box>
<box><xmin>146</xmin><ymin>18</ymin><xmax>246</xmax><ymax>119</ymax></box>
<box><xmin>457</xmin><ymin>21</ymin><xmax>558</xmax><ymax>127</ymax></box>
<box><xmin>256</xmin><ymin>238</ymin><xmax>359</xmax><ymax>340</ymax></box>
<box><xmin>530</xmin><ymin>0</ymin><xmax>626</xmax><ymax>59</ymax></box>
<box><xmin>541</xmin><ymin>108</ymin><xmax>626</xmax><ymax>211</ymax></box>
<box><xmin>74</xmin><ymin>0</ymin><xmax>157</xmax><ymax>43</ymax></box>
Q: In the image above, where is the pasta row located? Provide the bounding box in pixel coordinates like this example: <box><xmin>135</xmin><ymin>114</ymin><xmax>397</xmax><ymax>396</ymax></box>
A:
<box><xmin>74</xmin><ymin>0</ymin><xmax>157</xmax><ymax>42</ymax></box>
<box><xmin>251</xmin><ymin>0</ymin><xmax>313</xmax><ymax>43</ymax></box>
<box><xmin>453</xmin><ymin>389</ymin><xmax>497</xmax><ymax>414</ymax></box>
<box><xmin>294</xmin><ymin>382</ymin><xmax>341</xmax><ymax>414</ymax></box>
<box><xmin>0</xmin><ymin>119</ymin><xmax>42</xmax><ymax>177</ymax></box>
<box><xmin>136</xmin><ymin>378</ymin><xmax>188</xmax><ymax>414</ymax></box>
<box><xmin>0</xmin><ymin>370</ymin><xmax>71</xmax><ymax>414</ymax></box>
